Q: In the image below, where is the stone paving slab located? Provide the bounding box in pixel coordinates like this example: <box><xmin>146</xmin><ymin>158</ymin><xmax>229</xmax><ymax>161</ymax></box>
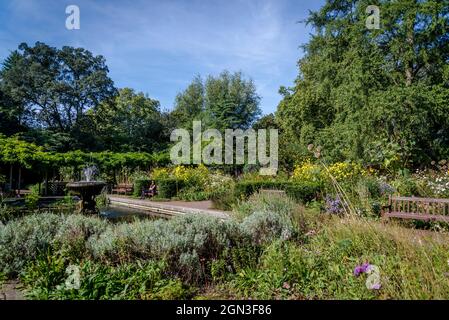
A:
<box><xmin>0</xmin><ymin>281</ymin><xmax>25</xmax><ymax>300</ymax></box>
<box><xmin>108</xmin><ymin>196</ymin><xmax>230</xmax><ymax>220</ymax></box>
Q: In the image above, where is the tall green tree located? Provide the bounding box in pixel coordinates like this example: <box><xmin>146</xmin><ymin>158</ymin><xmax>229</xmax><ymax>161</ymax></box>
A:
<box><xmin>171</xmin><ymin>75</ymin><xmax>204</xmax><ymax>130</ymax></box>
<box><xmin>1</xmin><ymin>42</ymin><xmax>117</xmax><ymax>135</ymax></box>
<box><xmin>92</xmin><ymin>88</ymin><xmax>166</xmax><ymax>152</ymax></box>
<box><xmin>0</xmin><ymin>51</ymin><xmax>30</xmax><ymax>135</ymax></box>
<box><xmin>276</xmin><ymin>0</ymin><xmax>449</xmax><ymax>169</ymax></box>
<box><xmin>204</xmin><ymin>71</ymin><xmax>261</xmax><ymax>130</ymax></box>
<box><xmin>171</xmin><ymin>71</ymin><xmax>261</xmax><ymax>131</ymax></box>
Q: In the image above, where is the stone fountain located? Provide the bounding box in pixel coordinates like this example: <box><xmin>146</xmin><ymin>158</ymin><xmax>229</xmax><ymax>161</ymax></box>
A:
<box><xmin>67</xmin><ymin>166</ymin><xmax>106</xmax><ymax>214</ymax></box>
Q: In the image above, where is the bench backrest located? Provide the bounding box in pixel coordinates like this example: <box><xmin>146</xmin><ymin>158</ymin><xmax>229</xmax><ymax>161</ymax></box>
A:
<box><xmin>117</xmin><ymin>183</ymin><xmax>133</xmax><ymax>188</ymax></box>
<box><xmin>385</xmin><ymin>196</ymin><xmax>449</xmax><ymax>221</ymax></box>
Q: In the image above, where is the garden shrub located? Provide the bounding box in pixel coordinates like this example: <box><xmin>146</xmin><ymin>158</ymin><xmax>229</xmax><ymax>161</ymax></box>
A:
<box><xmin>235</xmin><ymin>180</ymin><xmax>320</xmax><ymax>204</ymax></box>
<box><xmin>88</xmin><ymin>214</ymin><xmax>249</xmax><ymax>284</ymax></box>
<box><xmin>0</xmin><ymin>205</ymin><xmax>24</xmax><ymax>224</ymax></box>
<box><xmin>54</xmin><ymin>214</ymin><xmax>109</xmax><ymax>260</ymax></box>
<box><xmin>22</xmin><ymin>256</ymin><xmax>193</xmax><ymax>300</ymax></box>
<box><xmin>163</xmin><ymin>215</ymin><xmax>245</xmax><ymax>283</ymax></box>
<box><xmin>0</xmin><ymin>213</ymin><xmax>62</xmax><ymax>276</ymax></box>
<box><xmin>178</xmin><ymin>187</ymin><xmax>211</xmax><ymax>201</ymax></box>
<box><xmin>155</xmin><ymin>178</ymin><xmax>184</xmax><ymax>199</ymax></box>
<box><xmin>292</xmin><ymin>160</ymin><xmax>322</xmax><ymax>183</ymax></box>
<box><xmin>284</xmin><ymin>182</ymin><xmax>321</xmax><ymax>203</ymax></box>
<box><xmin>210</xmin><ymin>179</ymin><xmax>237</xmax><ymax>210</ymax></box>
<box><xmin>233</xmin><ymin>191</ymin><xmax>298</xmax><ymax>221</ymax></box>
<box><xmin>235</xmin><ymin>180</ymin><xmax>287</xmax><ymax>199</ymax></box>
<box><xmin>240</xmin><ymin>211</ymin><xmax>295</xmax><ymax>246</ymax></box>
<box><xmin>359</xmin><ymin>176</ymin><xmax>382</xmax><ymax>199</ymax></box>
<box><xmin>390</xmin><ymin>172</ymin><xmax>420</xmax><ymax>196</ymax></box>
<box><xmin>25</xmin><ymin>190</ymin><xmax>40</xmax><ymax>210</ymax></box>
<box><xmin>133</xmin><ymin>179</ymin><xmax>151</xmax><ymax>197</ymax></box>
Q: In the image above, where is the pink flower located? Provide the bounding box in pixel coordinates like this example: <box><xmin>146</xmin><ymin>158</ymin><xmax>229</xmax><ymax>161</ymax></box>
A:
<box><xmin>282</xmin><ymin>282</ymin><xmax>291</xmax><ymax>290</ymax></box>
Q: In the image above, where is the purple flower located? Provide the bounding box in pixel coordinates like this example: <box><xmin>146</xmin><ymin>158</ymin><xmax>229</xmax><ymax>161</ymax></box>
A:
<box><xmin>354</xmin><ymin>263</ymin><xmax>371</xmax><ymax>277</ymax></box>
<box><xmin>353</xmin><ymin>266</ymin><xmax>364</xmax><ymax>277</ymax></box>
<box><xmin>325</xmin><ymin>196</ymin><xmax>344</xmax><ymax>215</ymax></box>
<box><xmin>370</xmin><ymin>283</ymin><xmax>382</xmax><ymax>290</ymax></box>
<box><xmin>379</xmin><ymin>182</ymin><xmax>395</xmax><ymax>195</ymax></box>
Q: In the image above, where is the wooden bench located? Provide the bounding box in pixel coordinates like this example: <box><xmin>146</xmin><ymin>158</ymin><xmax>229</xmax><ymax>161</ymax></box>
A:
<box><xmin>112</xmin><ymin>183</ymin><xmax>133</xmax><ymax>195</ymax></box>
<box><xmin>382</xmin><ymin>196</ymin><xmax>449</xmax><ymax>222</ymax></box>
<box><xmin>259</xmin><ymin>189</ymin><xmax>286</xmax><ymax>196</ymax></box>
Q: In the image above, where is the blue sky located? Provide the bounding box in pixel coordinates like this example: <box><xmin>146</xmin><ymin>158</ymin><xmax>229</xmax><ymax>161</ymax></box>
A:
<box><xmin>0</xmin><ymin>0</ymin><xmax>325</xmax><ymax>114</ymax></box>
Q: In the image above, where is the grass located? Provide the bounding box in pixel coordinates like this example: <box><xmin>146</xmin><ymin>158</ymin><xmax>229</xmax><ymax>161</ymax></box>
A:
<box><xmin>206</xmin><ymin>214</ymin><xmax>449</xmax><ymax>300</ymax></box>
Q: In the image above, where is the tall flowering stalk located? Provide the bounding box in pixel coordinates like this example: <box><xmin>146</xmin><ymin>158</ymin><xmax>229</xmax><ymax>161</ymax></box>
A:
<box><xmin>308</xmin><ymin>144</ymin><xmax>357</xmax><ymax>216</ymax></box>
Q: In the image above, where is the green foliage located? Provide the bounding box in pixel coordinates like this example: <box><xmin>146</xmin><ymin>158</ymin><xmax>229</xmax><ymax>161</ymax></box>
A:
<box><xmin>155</xmin><ymin>178</ymin><xmax>184</xmax><ymax>199</ymax></box>
<box><xmin>0</xmin><ymin>213</ymin><xmax>62</xmax><ymax>276</ymax></box>
<box><xmin>391</xmin><ymin>172</ymin><xmax>419</xmax><ymax>197</ymax></box>
<box><xmin>210</xmin><ymin>179</ymin><xmax>236</xmax><ymax>210</ymax></box>
<box><xmin>241</xmin><ymin>212</ymin><xmax>295</xmax><ymax>246</ymax></box>
<box><xmin>172</xmin><ymin>71</ymin><xmax>261</xmax><ymax>131</ymax></box>
<box><xmin>171</xmin><ymin>75</ymin><xmax>205</xmax><ymax>129</ymax></box>
<box><xmin>0</xmin><ymin>135</ymin><xmax>170</xmax><ymax>174</ymax></box>
<box><xmin>88</xmin><ymin>214</ymin><xmax>247</xmax><ymax>284</ymax></box>
<box><xmin>133</xmin><ymin>179</ymin><xmax>151</xmax><ymax>197</ymax></box>
<box><xmin>92</xmin><ymin>88</ymin><xmax>167</xmax><ymax>153</ymax></box>
<box><xmin>25</xmin><ymin>185</ymin><xmax>40</xmax><ymax>210</ymax></box>
<box><xmin>229</xmin><ymin>217</ymin><xmax>449</xmax><ymax>300</ymax></box>
<box><xmin>284</xmin><ymin>182</ymin><xmax>321</xmax><ymax>203</ymax></box>
<box><xmin>0</xmin><ymin>205</ymin><xmax>22</xmax><ymax>224</ymax></box>
<box><xmin>0</xmin><ymin>271</ymin><xmax>5</xmax><ymax>285</ymax></box>
<box><xmin>276</xmin><ymin>0</ymin><xmax>449</xmax><ymax>169</ymax></box>
<box><xmin>53</xmin><ymin>215</ymin><xmax>108</xmax><ymax>260</ymax></box>
<box><xmin>22</xmin><ymin>255</ymin><xmax>193</xmax><ymax>300</ymax></box>
<box><xmin>235</xmin><ymin>180</ymin><xmax>320</xmax><ymax>204</ymax></box>
<box><xmin>1</xmin><ymin>42</ymin><xmax>116</xmax><ymax>150</ymax></box>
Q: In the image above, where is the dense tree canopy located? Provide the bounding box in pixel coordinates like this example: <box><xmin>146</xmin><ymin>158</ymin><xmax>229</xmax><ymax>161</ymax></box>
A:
<box><xmin>91</xmin><ymin>88</ymin><xmax>166</xmax><ymax>152</ymax></box>
<box><xmin>1</xmin><ymin>42</ymin><xmax>117</xmax><ymax>133</ymax></box>
<box><xmin>276</xmin><ymin>0</ymin><xmax>449</xmax><ymax>170</ymax></box>
<box><xmin>172</xmin><ymin>71</ymin><xmax>261</xmax><ymax>130</ymax></box>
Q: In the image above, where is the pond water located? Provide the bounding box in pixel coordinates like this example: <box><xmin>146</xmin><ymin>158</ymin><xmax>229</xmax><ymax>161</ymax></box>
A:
<box><xmin>99</xmin><ymin>205</ymin><xmax>166</xmax><ymax>223</ymax></box>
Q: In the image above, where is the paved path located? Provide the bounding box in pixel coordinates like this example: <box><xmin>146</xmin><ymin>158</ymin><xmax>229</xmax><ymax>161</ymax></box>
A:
<box><xmin>0</xmin><ymin>281</ymin><xmax>25</xmax><ymax>300</ymax></box>
<box><xmin>108</xmin><ymin>196</ymin><xmax>230</xmax><ymax>220</ymax></box>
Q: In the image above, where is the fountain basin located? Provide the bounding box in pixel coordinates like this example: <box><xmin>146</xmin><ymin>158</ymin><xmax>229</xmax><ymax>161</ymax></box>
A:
<box><xmin>67</xmin><ymin>181</ymin><xmax>106</xmax><ymax>214</ymax></box>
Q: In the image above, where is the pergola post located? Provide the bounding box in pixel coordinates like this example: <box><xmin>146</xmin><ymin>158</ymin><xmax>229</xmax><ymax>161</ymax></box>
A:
<box><xmin>9</xmin><ymin>164</ymin><xmax>13</xmax><ymax>191</ymax></box>
<box><xmin>18</xmin><ymin>167</ymin><xmax>22</xmax><ymax>194</ymax></box>
<box><xmin>45</xmin><ymin>170</ymin><xmax>49</xmax><ymax>196</ymax></box>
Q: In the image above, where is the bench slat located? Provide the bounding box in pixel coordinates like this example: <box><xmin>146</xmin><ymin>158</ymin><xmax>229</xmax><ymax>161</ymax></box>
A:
<box><xmin>390</xmin><ymin>196</ymin><xmax>449</xmax><ymax>204</ymax></box>
<box><xmin>386</xmin><ymin>212</ymin><xmax>449</xmax><ymax>222</ymax></box>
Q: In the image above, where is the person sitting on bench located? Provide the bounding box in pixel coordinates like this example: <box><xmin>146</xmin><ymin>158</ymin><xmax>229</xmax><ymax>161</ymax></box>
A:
<box><xmin>141</xmin><ymin>181</ymin><xmax>157</xmax><ymax>199</ymax></box>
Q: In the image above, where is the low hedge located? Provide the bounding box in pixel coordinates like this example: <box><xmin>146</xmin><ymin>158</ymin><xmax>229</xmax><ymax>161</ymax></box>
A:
<box><xmin>235</xmin><ymin>181</ymin><xmax>288</xmax><ymax>199</ymax></box>
<box><xmin>155</xmin><ymin>178</ymin><xmax>185</xmax><ymax>199</ymax></box>
<box><xmin>235</xmin><ymin>180</ymin><xmax>321</xmax><ymax>204</ymax></box>
<box><xmin>133</xmin><ymin>179</ymin><xmax>152</xmax><ymax>197</ymax></box>
<box><xmin>284</xmin><ymin>182</ymin><xmax>321</xmax><ymax>203</ymax></box>
<box><xmin>133</xmin><ymin>178</ymin><xmax>185</xmax><ymax>199</ymax></box>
